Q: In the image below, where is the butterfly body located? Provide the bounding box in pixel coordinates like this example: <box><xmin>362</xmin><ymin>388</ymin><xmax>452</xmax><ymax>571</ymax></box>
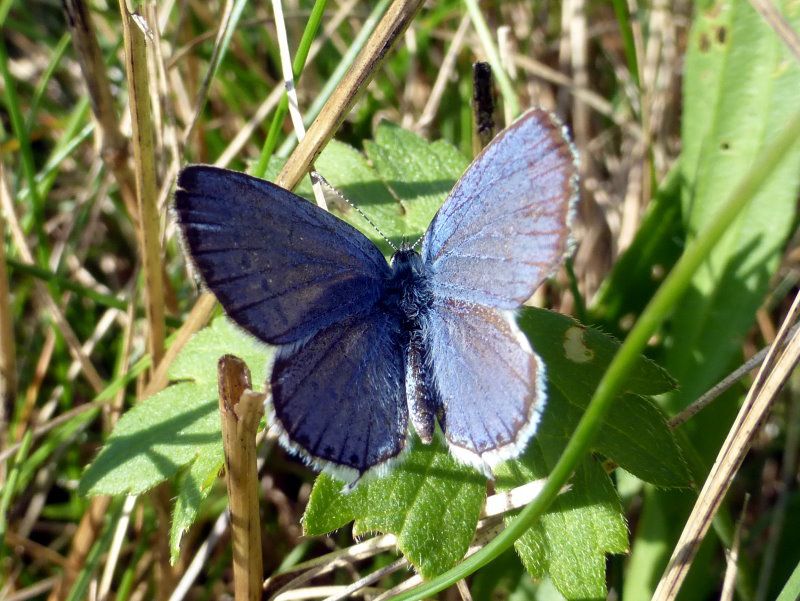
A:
<box><xmin>175</xmin><ymin>109</ymin><xmax>578</xmax><ymax>483</ymax></box>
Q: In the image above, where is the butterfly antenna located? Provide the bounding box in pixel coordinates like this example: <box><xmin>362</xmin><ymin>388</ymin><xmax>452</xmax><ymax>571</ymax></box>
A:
<box><xmin>310</xmin><ymin>171</ymin><xmax>398</xmax><ymax>252</ymax></box>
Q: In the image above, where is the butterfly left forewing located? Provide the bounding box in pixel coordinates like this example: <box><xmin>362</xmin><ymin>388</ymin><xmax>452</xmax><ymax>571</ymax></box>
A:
<box><xmin>175</xmin><ymin>166</ymin><xmax>391</xmax><ymax>346</ymax></box>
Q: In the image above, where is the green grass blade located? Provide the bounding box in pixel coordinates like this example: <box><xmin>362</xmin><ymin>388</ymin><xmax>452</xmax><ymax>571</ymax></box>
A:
<box><xmin>252</xmin><ymin>0</ymin><xmax>328</xmax><ymax>178</ymax></box>
<box><xmin>275</xmin><ymin>0</ymin><xmax>392</xmax><ymax>158</ymax></box>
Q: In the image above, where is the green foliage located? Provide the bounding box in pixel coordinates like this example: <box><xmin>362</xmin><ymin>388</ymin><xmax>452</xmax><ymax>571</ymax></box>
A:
<box><xmin>519</xmin><ymin>309</ymin><xmax>689</xmax><ymax>488</ymax></box>
<box><xmin>304</xmin><ymin>435</ymin><xmax>487</xmax><ymax>578</ymax></box>
<box><xmin>79</xmin><ymin>317</ymin><xmax>272</xmax><ymax>561</ymax></box>
<box><xmin>671</xmin><ymin>0</ymin><xmax>800</xmax><ymax>409</ymax></box>
<box><xmin>618</xmin><ymin>0</ymin><xmax>800</xmax><ymax>597</ymax></box>
<box><xmin>496</xmin><ymin>456</ymin><xmax>627</xmax><ymax>601</ymax></box>
<box><xmin>299</xmin><ymin>121</ymin><xmax>469</xmax><ymax>253</ymax></box>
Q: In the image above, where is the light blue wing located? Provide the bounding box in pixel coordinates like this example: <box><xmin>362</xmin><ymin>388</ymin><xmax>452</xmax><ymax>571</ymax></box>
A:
<box><xmin>422</xmin><ymin>109</ymin><xmax>578</xmax><ymax>308</ymax></box>
<box><xmin>424</xmin><ymin>298</ymin><xmax>545</xmax><ymax>473</ymax></box>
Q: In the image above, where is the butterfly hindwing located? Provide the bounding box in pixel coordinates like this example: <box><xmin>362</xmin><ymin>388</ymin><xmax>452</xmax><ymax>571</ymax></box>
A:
<box><xmin>424</xmin><ymin>298</ymin><xmax>545</xmax><ymax>473</ymax></box>
<box><xmin>422</xmin><ymin>109</ymin><xmax>577</xmax><ymax>309</ymax></box>
<box><xmin>175</xmin><ymin>166</ymin><xmax>391</xmax><ymax>345</ymax></box>
<box><xmin>269</xmin><ymin>309</ymin><xmax>408</xmax><ymax>479</ymax></box>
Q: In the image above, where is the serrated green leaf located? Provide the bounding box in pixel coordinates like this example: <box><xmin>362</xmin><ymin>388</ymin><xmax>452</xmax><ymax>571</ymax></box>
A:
<box><xmin>304</xmin><ymin>435</ymin><xmax>486</xmax><ymax>578</ymax></box>
<box><xmin>169</xmin><ymin>442</ymin><xmax>224</xmax><ymax>564</ymax></box>
<box><xmin>519</xmin><ymin>308</ymin><xmax>689</xmax><ymax>487</ymax></box>
<box><xmin>365</xmin><ymin>122</ymin><xmax>468</xmax><ymax>238</ymax></box>
<box><xmin>298</xmin><ymin>125</ymin><xmax>467</xmax><ymax>256</ymax></box>
<box><xmin>497</xmin><ymin>423</ymin><xmax>628</xmax><ymax>601</ymax></box>
<box><xmin>168</xmin><ymin>316</ymin><xmax>270</xmax><ymax>389</ymax></box>
<box><xmin>78</xmin><ymin>383</ymin><xmax>218</xmax><ymax>496</ymax></box>
<box><xmin>79</xmin><ymin>316</ymin><xmax>270</xmax><ymax>497</ymax></box>
<box><xmin>520</xmin><ymin>307</ymin><xmax>675</xmax><ymax>398</ymax></box>
<box><xmin>307</xmin><ymin>140</ymin><xmax>404</xmax><ymax>255</ymax></box>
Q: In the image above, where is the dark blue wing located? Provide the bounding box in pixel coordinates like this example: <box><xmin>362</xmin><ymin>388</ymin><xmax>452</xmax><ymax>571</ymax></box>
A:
<box><xmin>422</xmin><ymin>109</ymin><xmax>577</xmax><ymax>308</ymax></box>
<box><xmin>268</xmin><ymin>309</ymin><xmax>407</xmax><ymax>480</ymax></box>
<box><xmin>424</xmin><ymin>299</ymin><xmax>545</xmax><ymax>473</ymax></box>
<box><xmin>175</xmin><ymin>166</ymin><xmax>391</xmax><ymax>344</ymax></box>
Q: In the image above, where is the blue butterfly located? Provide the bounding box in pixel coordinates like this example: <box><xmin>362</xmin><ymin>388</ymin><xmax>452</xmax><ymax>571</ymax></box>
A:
<box><xmin>175</xmin><ymin>109</ymin><xmax>578</xmax><ymax>483</ymax></box>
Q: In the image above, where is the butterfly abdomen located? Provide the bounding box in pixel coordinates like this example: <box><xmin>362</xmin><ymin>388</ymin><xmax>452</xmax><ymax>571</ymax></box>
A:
<box><xmin>385</xmin><ymin>248</ymin><xmax>439</xmax><ymax>444</ymax></box>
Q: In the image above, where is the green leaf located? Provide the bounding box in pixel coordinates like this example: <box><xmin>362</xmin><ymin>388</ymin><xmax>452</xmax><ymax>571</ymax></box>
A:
<box><xmin>521</xmin><ymin>308</ymin><xmax>675</xmax><ymax>398</ymax></box>
<box><xmin>77</xmin><ymin>383</ymin><xmax>218</xmax><ymax>496</ymax></box>
<box><xmin>519</xmin><ymin>308</ymin><xmax>689</xmax><ymax>488</ymax></box>
<box><xmin>304</xmin><ymin>435</ymin><xmax>486</xmax><ymax>578</ymax></box>
<box><xmin>169</xmin><ymin>442</ymin><xmax>224</xmax><ymax>564</ymax></box>
<box><xmin>497</xmin><ymin>436</ymin><xmax>628</xmax><ymax>600</ymax></box>
<box><xmin>296</xmin><ymin>123</ymin><xmax>467</xmax><ymax>254</ymax></box>
<box><xmin>79</xmin><ymin>317</ymin><xmax>271</xmax><ymax>559</ymax></box>
<box><xmin>669</xmin><ymin>0</ymin><xmax>800</xmax><ymax>409</ymax></box>
<box><xmin>365</xmin><ymin>122</ymin><xmax>468</xmax><ymax>237</ymax></box>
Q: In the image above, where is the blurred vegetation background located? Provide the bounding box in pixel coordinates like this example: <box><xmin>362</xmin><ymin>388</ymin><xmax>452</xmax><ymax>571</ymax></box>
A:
<box><xmin>2</xmin><ymin>0</ymin><xmax>800</xmax><ymax>599</ymax></box>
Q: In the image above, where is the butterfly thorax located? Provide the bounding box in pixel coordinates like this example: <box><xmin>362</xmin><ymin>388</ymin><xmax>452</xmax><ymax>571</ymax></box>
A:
<box><xmin>385</xmin><ymin>248</ymin><xmax>432</xmax><ymax>327</ymax></box>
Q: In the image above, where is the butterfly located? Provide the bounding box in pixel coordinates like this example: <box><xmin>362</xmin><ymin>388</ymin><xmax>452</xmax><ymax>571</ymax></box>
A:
<box><xmin>174</xmin><ymin>108</ymin><xmax>578</xmax><ymax>484</ymax></box>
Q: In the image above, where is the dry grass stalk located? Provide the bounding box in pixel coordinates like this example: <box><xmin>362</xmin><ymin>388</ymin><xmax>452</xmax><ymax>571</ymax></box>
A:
<box><xmin>142</xmin><ymin>292</ymin><xmax>217</xmax><ymax>399</ymax></box>
<box><xmin>62</xmin><ymin>0</ymin><xmax>139</xmax><ymax>222</ymax></box>
<box><xmin>0</xmin><ymin>163</ymin><xmax>105</xmax><ymax>394</ymax></box>
<box><xmin>118</xmin><ymin>1</ymin><xmax>166</xmax><ymax>369</ymax></box>
<box><xmin>47</xmin><ymin>495</ymin><xmax>111</xmax><ymax>601</ymax></box>
<box><xmin>275</xmin><ymin>0</ymin><xmax>426</xmax><ymax>191</ymax></box>
<box><xmin>218</xmin><ymin>355</ymin><xmax>266</xmax><ymax>601</ymax></box>
<box><xmin>653</xmin><ymin>290</ymin><xmax>800</xmax><ymax>600</ymax></box>
<box><xmin>721</xmin><ymin>494</ymin><xmax>749</xmax><ymax>601</ymax></box>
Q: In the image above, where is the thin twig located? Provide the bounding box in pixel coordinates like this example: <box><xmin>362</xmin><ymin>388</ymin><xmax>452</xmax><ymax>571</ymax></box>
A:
<box><xmin>219</xmin><ymin>356</ymin><xmax>266</xmax><ymax>600</ymax></box>
<box><xmin>98</xmin><ymin>495</ymin><xmax>137</xmax><ymax>601</ymax></box>
<box><xmin>0</xmin><ymin>179</ymin><xmax>15</xmax><ymax>452</ymax></box>
<box><xmin>274</xmin><ymin>0</ymin><xmax>425</xmax><ymax>191</ymax></box>
<box><xmin>62</xmin><ymin>0</ymin><xmax>138</xmax><ymax>221</ymax></box>
<box><xmin>119</xmin><ymin>3</ymin><xmax>166</xmax><ymax>369</ymax></box>
<box><xmin>0</xmin><ymin>163</ymin><xmax>104</xmax><ymax>393</ymax></box>
<box><xmin>415</xmin><ymin>14</ymin><xmax>470</xmax><ymax>133</ymax></box>
<box><xmin>321</xmin><ymin>557</ymin><xmax>408</xmax><ymax>601</ymax></box>
<box><xmin>721</xmin><ymin>494</ymin><xmax>749</xmax><ymax>601</ymax></box>
<box><xmin>755</xmin><ymin>382</ymin><xmax>800</xmax><ymax>601</ymax></box>
<box><xmin>669</xmin><ymin>323</ymin><xmax>800</xmax><ymax>428</ymax></box>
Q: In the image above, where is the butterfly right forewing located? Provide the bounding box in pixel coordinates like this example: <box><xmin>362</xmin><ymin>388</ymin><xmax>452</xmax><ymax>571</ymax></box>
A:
<box><xmin>420</xmin><ymin>110</ymin><xmax>578</xmax><ymax>469</ymax></box>
<box><xmin>423</xmin><ymin>109</ymin><xmax>577</xmax><ymax>308</ymax></box>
